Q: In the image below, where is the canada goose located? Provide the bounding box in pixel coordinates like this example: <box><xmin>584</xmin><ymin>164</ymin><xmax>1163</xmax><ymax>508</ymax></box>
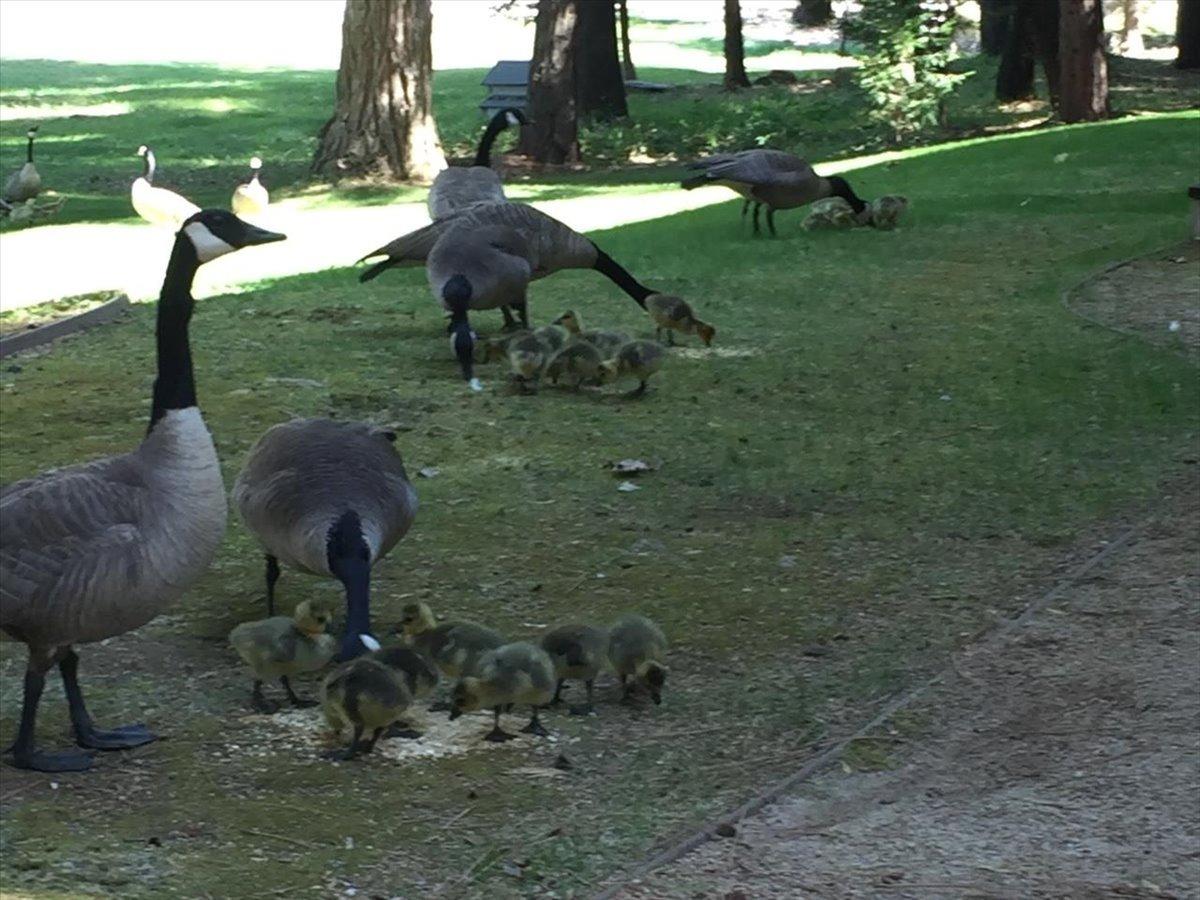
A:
<box><xmin>449</xmin><ymin>642</ymin><xmax>556</xmax><ymax>742</ymax></box>
<box><xmin>425</xmin><ymin>222</ymin><xmax>535</xmax><ymax>390</ymax></box>
<box><xmin>868</xmin><ymin>195</ymin><xmax>909</xmax><ymax>231</ymax></box>
<box><xmin>645</xmin><ymin>294</ymin><xmax>715</xmax><ymax>346</ymax></box>
<box><xmin>608</xmin><ymin>614</ymin><xmax>668</xmax><ymax>705</ymax></box>
<box><xmin>230</xmin><ymin>598</ymin><xmax>337</xmax><ymax>713</ymax></box>
<box><xmin>506</xmin><ymin>331</ymin><xmax>551</xmax><ymax>392</ymax></box>
<box><xmin>552</xmin><ymin>310</ymin><xmax>629</xmax><ymax>357</ymax></box>
<box><xmin>0</xmin><ymin>209</ymin><xmax>285</xmax><ymax>772</ymax></box>
<box><xmin>358</xmin><ymin>201</ymin><xmax>673</xmax><ymax>317</ymax></box>
<box><xmin>231</xmin><ymin>156</ymin><xmax>269</xmax><ymax>219</ymax></box>
<box><xmin>545</xmin><ymin>341</ymin><xmax>603</xmax><ymax>390</ymax></box>
<box><xmin>428</xmin><ymin>107</ymin><xmax>526</xmax><ymax>221</ymax></box>
<box><xmin>682</xmin><ymin>149</ymin><xmax>870</xmax><ymax>236</ymax></box>
<box><xmin>233</xmin><ymin>418</ymin><xmax>419</xmax><ymax>662</ymax></box>
<box><xmin>132</xmin><ymin>145</ymin><xmax>200</xmax><ymax>228</ymax></box>
<box><xmin>599</xmin><ymin>339</ymin><xmax>667</xmax><ymax>398</ymax></box>
<box><xmin>801</xmin><ymin>197</ymin><xmax>857</xmax><ymax>231</ymax></box>
<box><xmin>541</xmin><ymin>624</ymin><xmax>609</xmax><ymax>716</ymax></box>
<box><xmin>399</xmin><ymin>602</ymin><xmax>505</xmax><ymax>683</ymax></box>
<box><xmin>3</xmin><ymin>127</ymin><xmax>42</xmax><ymax>203</ymax></box>
<box><xmin>321</xmin><ymin>642</ymin><xmax>413</xmax><ymax>760</ymax></box>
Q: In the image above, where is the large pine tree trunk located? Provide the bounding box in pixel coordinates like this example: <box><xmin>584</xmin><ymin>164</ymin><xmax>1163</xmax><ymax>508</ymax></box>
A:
<box><xmin>618</xmin><ymin>0</ymin><xmax>637</xmax><ymax>81</ymax></box>
<box><xmin>518</xmin><ymin>0</ymin><xmax>581</xmax><ymax>164</ymax></box>
<box><xmin>576</xmin><ymin>0</ymin><xmax>628</xmax><ymax>119</ymax></box>
<box><xmin>723</xmin><ymin>0</ymin><xmax>751</xmax><ymax>90</ymax></box>
<box><xmin>1178</xmin><ymin>0</ymin><xmax>1200</xmax><ymax>69</ymax></box>
<box><xmin>312</xmin><ymin>0</ymin><xmax>444</xmax><ymax>181</ymax></box>
<box><xmin>1058</xmin><ymin>0</ymin><xmax>1108</xmax><ymax>122</ymax></box>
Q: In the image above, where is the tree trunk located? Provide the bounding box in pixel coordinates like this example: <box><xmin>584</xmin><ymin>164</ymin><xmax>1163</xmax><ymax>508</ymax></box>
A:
<box><xmin>518</xmin><ymin>0</ymin><xmax>581</xmax><ymax>164</ymax></box>
<box><xmin>723</xmin><ymin>0</ymin><xmax>751</xmax><ymax>90</ymax></box>
<box><xmin>1178</xmin><ymin>0</ymin><xmax>1200</xmax><ymax>69</ymax></box>
<box><xmin>996</xmin><ymin>0</ymin><xmax>1035</xmax><ymax>100</ymax></box>
<box><xmin>576</xmin><ymin>0</ymin><xmax>628</xmax><ymax>119</ymax></box>
<box><xmin>1058</xmin><ymin>0</ymin><xmax>1108</xmax><ymax>122</ymax></box>
<box><xmin>1029</xmin><ymin>0</ymin><xmax>1060</xmax><ymax>106</ymax></box>
<box><xmin>980</xmin><ymin>0</ymin><xmax>1012</xmax><ymax>55</ymax></box>
<box><xmin>1117</xmin><ymin>0</ymin><xmax>1143</xmax><ymax>56</ymax></box>
<box><xmin>793</xmin><ymin>0</ymin><xmax>833</xmax><ymax>27</ymax></box>
<box><xmin>312</xmin><ymin>0</ymin><xmax>444</xmax><ymax>181</ymax></box>
<box><xmin>618</xmin><ymin>0</ymin><xmax>637</xmax><ymax>81</ymax></box>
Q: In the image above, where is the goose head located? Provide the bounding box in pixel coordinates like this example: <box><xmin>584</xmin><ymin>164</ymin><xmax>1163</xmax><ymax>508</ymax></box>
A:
<box><xmin>181</xmin><ymin>209</ymin><xmax>286</xmax><ymax>263</ymax></box>
<box><xmin>504</xmin><ymin>108</ymin><xmax>527</xmax><ymax>128</ymax></box>
<box><xmin>293</xmin><ymin>598</ymin><xmax>334</xmax><ymax>634</ymax></box>
<box><xmin>448</xmin><ymin>677</ymin><xmax>484</xmax><ymax>719</ymax></box>
<box><xmin>638</xmin><ymin>660</ymin><xmax>668</xmax><ymax>705</ymax></box>
<box><xmin>552</xmin><ymin>310</ymin><xmax>582</xmax><ymax>334</ymax></box>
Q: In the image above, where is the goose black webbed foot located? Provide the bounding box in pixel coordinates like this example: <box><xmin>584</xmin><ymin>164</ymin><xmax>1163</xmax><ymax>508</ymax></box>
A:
<box><xmin>75</xmin><ymin>723</ymin><xmax>156</xmax><ymax>751</ymax></box>
<box><xmin>568</xmin><ymin>704</ymin><xmax>596</xmax><ymax>717</ymax></box>
<box><xmin>10</xmin><ymin>747</ymin><xmax>95</xmax><ymax>773</ymax></box>
<box><xmin>484</xmin><ymin>726</ymin><xmax>517</xmax><ymax>743</ymax></box>
<box><xmin>384</xmin><ymin>722</ymin><xmax>422</xmax><ymax>740</ymax></box>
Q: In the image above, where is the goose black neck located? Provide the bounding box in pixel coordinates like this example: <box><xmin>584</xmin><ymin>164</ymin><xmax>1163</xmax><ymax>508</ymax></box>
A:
<box><xmin>26</xmin><ymin>134</ymin><xmax>34</xmax><ymax>164</ymax></box>
<box><xmin>592</xmin><ymin>247</ymin><xmax>652</xmax><ymax>308</ymax></box>
<box><xmin>328</xmin><ymin>511</ymin><xmax>373</xmax><ymax>657</ymax></box>
<box><xmin>827</xmin><ymin>175</ymin><xmax>867</xmax><ymax>215</ymax></box>
<box><xmin>474</xmin><ymin>110</ymin><xmax>512</xmax><ymax>167</ymax></box>
<box><xmin>148</xmin><ymin>232</ymin><xmax>200</xmax><ymax>431</ymax></box>
<box><xmin>143</xmin><ymin>150</ymin><xmax>156</xmax><ymax>182</ymax></box>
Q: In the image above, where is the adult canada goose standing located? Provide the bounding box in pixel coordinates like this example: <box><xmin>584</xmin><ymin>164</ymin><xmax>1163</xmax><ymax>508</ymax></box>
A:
<box><xmin>3</xmin><ymin>126</ymin><xmax>42</xmax><ymax>203</ymax></box>
<box><xmin>132</xmin><ymin>144</ymin><xmax>200</xmax><ymax>228</ymax></box>
<box><xmin>231</xmin><ymin>156</ymin><xmax>269</xmax><ymax>219</ymax></box>
<box><xmin>233</xmin><ymin>418</ymin><xmax>419</xmax><ymax>661</ymax></box>
<box><xmin>682</xmin><ymin>149</ymin><xmax>871</xmax><ymax>236</ymax></box>
<box><xmin>427</xmin><ymin>107</ymin><xmax>525</xmax><ymax>221</ymax></box>
<box><xmin>0</xmin><ymin>209</ymin><xmax>285</xmax><ymax>772</ymax></box>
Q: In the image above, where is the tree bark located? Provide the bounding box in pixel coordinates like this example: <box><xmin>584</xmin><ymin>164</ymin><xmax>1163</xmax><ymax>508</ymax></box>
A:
<box><xmin>518</xmin><ymin>0</ymin><xmax>581</xmax><ymax>164</ymax></box>
<box><xmin>1058</xmin><ymin>0</ymin><xmax>1108</xmax><ymax>122</ymax></box>
<box><xmin>1029</xmin><ymin>0</ymin><xmax>1060</xmax><ymax>106</ymax></box>
<box><xmin>576</xmin><ymin>0</ymin><xmax>628</xmax><ymax>119</ymax></box>
<box><xmin>1178</xmin><ymin>0</ymin><xmax>1200</xmax><ymax>69</ymax></box>
<box><xmin>980</xmin><ymin>0</ymin><xmax>1012</xmax><ymax>56</ymax></box>
<box><xmin>312</xmin><ymin>0</ymin><xmax>444</xmax><ymax>181</ymax></box>
<box><xmin>723</xmin><ymin>0</ymin><xmax>751</xmax><ymax>90</ymax></box>
<box><xmin>618</xmin><ymin>0</ymin><xmax>637</xmax><ymax>81</ymax></box>
<box><xmin>793</xmin><ymin>0</ymin><xmax>833</xmax><ymax>27</ymax></box>
<box><xmin>996</xmin><ymin>0</ymin><xmax>1034</xmax><ymax>100</ymax></box>
<box><xmin>1117</xmin><ymin>0</ymin><xmax>1143</xmax><ymax>56</ymax></box>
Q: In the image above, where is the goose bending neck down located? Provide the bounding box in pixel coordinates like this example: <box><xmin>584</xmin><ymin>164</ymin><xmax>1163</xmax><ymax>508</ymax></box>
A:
<box><xmin>592</xmin><ymin>249</ymin><xmax>653</xmax><ymax>308</ymax></box>
<box><xmin>0</xmin><ymin>209</ymin><xmax>285</xmax><ymax>772</ymax></box>
<box><xmin>443</xmin><ymin>274</ymin><xmax>480</xmax><ymax>388</ymax></box>
<box><xmin>327</xmin><ymin>510</ymin><xmax>372</xmax><ymax>653</ymax></box>
<box><xmin>474</xmin><ymin>107</ymin><xmax>525</xmax><ymax>168</ymax></box>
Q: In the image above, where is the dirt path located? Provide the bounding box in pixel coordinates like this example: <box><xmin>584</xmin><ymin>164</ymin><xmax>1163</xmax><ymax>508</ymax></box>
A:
<box><xmin>614</xmin><ymin>478</ymin><xmax>1200</xmax><ymax>899</ymax></box>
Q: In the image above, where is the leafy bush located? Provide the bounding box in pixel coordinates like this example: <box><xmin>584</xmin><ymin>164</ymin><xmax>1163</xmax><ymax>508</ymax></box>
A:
<box><xmin>846</xmin><ymin>0</ymin><xmax>969</xmax><ymax>142</ymax></box>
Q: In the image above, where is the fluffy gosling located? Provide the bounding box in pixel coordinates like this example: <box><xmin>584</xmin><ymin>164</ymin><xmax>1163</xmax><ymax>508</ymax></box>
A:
<box><xmin>321</xmin><ymin>639</ymin><xmax>413</xmax><ymax>760</ymax></box>
<box><xmin>645</xmin><ymin>294</ymin><xmax>715</xmax><ymax>347</ymax></box>
<box><xmin>545</xmin><ymin>341</ymin><xmax>603</xmax><ymax>390</ymax></box>
<box><xmin>230</xmin><ymin>599</ymin><xmax>337</xmax><ymax>714</ymax></box>
<box><xmin>599</xmin><ymin>339</ymin><xmax>666</xmax><ymax>398</ymax></box>
<box><xmin>541</xmin><ymin>624</ymin><xmax>609</xmax><ymax>715</ymax></box>
<box><xmin>608</xmin><ymin>614</ymin><xmax>668</xmax><ymax>705</ymax></box>
<box><xmin>449</xmin><ymin>642</ymin><xmax>556</xmax><ymax>742</ymax></box>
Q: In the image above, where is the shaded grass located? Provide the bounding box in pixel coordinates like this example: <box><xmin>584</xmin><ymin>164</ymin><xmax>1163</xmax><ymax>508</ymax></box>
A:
<box><xmin>0</xmin><ymin>112</ymin><xmax>1197</xmax><ymax>896</ymax></box>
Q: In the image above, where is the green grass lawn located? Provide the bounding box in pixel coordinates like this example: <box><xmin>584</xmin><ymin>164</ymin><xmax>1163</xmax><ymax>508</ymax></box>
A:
<box><xmin>0</xmin><ymin>108</ymin><xmax>1196</xmax><ymax>897</ymax></box>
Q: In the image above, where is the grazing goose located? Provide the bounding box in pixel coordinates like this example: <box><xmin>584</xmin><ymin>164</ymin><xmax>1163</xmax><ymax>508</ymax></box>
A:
<box><xmin>132</xmin><ymin>145</ymin><xmax>200</xmax><ymax>228</ymax></box>
<box><xmin>541</xmin><ymin>624</ymin><xmax>609</xmax><ymax>716</ymax></box>
<box><xmin>231</xmin><ymin>156</ymin><xmax>269</xmax><ymax>219</ymax></box>
<box><xmin>552</xmin><ymin>310</ymin><xmax>629</xmax><ymax>357</ymax></box>
<box><xmin>682</xmin><ymin>149</ymin><xmax>870</xmax><ymax>236</ymax></box>
<box><xmin>609</xmin><ymin>614</ymin><xmax>668</xmax><ymax>705</ymax></box>
<box><xmin>449</xmin><ymin>642</ymin><xmax>556</xmax><ymax>742</ymax></box>
<box><xmin>645</xmin><ymin>294</ymin><xmax>715</xmax><ymax>346</ymax></box>
<box><xmin>3</xmin><ymin>126</ymin><xmax>42</xmax><ymax>203</ymax></box>
<box><xmin>0</xmin><ymin>209</ymin><xmax>285</xmax><ymax>772</ymax></box>
<box><xmin>545</xmin><ymin>340</ymin><xmax>603</xmax><ymax>390</ymax></box>
<box><xmin>868</xmin><ymin>194</ymin><xmax>909</xmax><ymax>231</ymax></box>
<box><xmin>321</xmin><ymin>637</ymin><xmax>413</xmax><ymax>760</ymax></box>
<box><xmin>233</xmin><ymin>418</ymin><xmax>419</xmax><ymax>662</ymax></box>
<box><xmin>599</xmin><ymin>339</ymin><xmax>667</xmax><ymax>398</ymax></box>
<box><xmin>428</xmin><ymin>107</ymin><xmax>525</xmax><ymax>221</ymax></box>
<box><xmin>358</xmin><ymin>201</ymin><xmax>674</xmax><ymax>319</ymax></box>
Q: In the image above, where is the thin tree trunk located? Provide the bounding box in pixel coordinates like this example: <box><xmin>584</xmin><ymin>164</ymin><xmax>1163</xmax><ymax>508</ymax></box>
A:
<box><xmin>1059</xmin><ymin>0</ymin><xmax>1108</xmax><ymax>122</ymax></box>
<box><xmin>1029</xmin><ymin>0</ymin><xmax>1060</xmax><ymax>107</ymax></box>
<box><xmin>576</xmin><ymin>0</ymin><xmax>628</xmax><ymax>119</ymax></box>
<box><xmin>980</xmin><ymin>0</ymin><xmax>1011</xmax><ymax>56</ymax></box>
<box><xmin>518</xmin><ymin>0</ymin><xmax>581</xmax><ymax>164</ymax></box>
<box><xmin>1178</xmin><ymin>0</ymin><xmax>1200</xmax><ymax>69</ymax></box>
<box><xmin>996</xmin><ymin>0</ymin><xmax>1035</xmax><ymax>100</ymax></box>
<box><xmin>1117</xmin><ymin>0</ymin><xmax>1143</xmax><ymax>56</ymax></box>
<box><xmin>618</xmin><ymin>0</ymin><xmax>637</xmax><ymax>81</ymax></box>
<box><xmin>312</xmin><ymin>0</ymin><xmax>443</xmax><ymax>181</ymax></box>
<box><xmin>723</xmin><ymin>0</ymin><xmax>751</xmax><ymax>90</ymax></box>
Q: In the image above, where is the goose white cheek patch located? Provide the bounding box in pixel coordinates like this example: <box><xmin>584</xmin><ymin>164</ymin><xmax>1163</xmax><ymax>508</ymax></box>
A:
<box><xmin>184</xmin><ymin>222</ymin><xmax>236</xmax><ymax>262</ymax></box>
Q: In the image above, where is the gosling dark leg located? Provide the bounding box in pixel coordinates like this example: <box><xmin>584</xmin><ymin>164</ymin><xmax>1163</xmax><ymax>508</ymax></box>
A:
<box><xmin>501</xmin><ymin>306</ymin><xmax>517</xmax><ymax>330</ymax></box>
<box><xmin>520</xmin><ymin>706</ymin><xmax>550</xmax><ymax>737</ymax></box>
<box><xmin>620</xmin><ymin>673</ymin><xmax>636</xmax><ymax>704</ymax></box>
<box><xmin>550</xmin><ymin>679</ymin><xmax>566</xmax><ymax>706</ymax></box>
<box><xmin>569</xmin><ymin>680</ymin><xmax>596</xmax><ymax>716</ymax></box>
<box><xmin>752</xmin><ymin>202</ymin><xmax>762</xmax><ymax>236</ymax></box>
<box><xmin>384</xmin><ymin>720</ymin><xmax>422</xmax><ymax>740</ymax></box>
<box><xmin>484</xmin><ymin>706</ymin><xmax>516</xmax><ymax>743</ymax></box>
<box><xmin>625</xmin><ymin>380</ymin><xmax>648</xmax><ymax>399</ymax></box>
<box><xmin>281</xmin><ymin>676</ymin><xmax>315</xmax><ymax>709</ymax></box>
<box><xmin>251</xmin><ymin>680</ymin><xmax>280</xmax><ymax>714</ymax></box>
<box><xmin>323</xmin><ymin>723</ymin><xmax>365</xmax><ymax>760</ymax></box>
<box><xmin>516</xmin><ymin>301</ymin><xmax>530</xmax><ymax>330</ymax></box>
<box><xmin>766</xmin><ymin>207</ymin><xmax>777</xmax><ymax>237</ymax></box>
<box><xmin>741</xmin><ymin>198</ymin><xmax>750</xmax><ymax>220</ymax></box>
<box><xmin>363</xmin><ymin>727</ymin><xmax>384</xmax><ymax>754</ymax></box>
<box><xmin>61</xmin><ymin>648</ymin><xmax>155</xmax><ymax>750</ymax></box>
<box><xmin>8</xmin><ymin>652</ymin><xmax>94</xmax><ymax>772</ymax></box>
<box><xmin>264</xmin><ymin>554</ymin><xmax>280</xmax><ymax>616</ymax></box>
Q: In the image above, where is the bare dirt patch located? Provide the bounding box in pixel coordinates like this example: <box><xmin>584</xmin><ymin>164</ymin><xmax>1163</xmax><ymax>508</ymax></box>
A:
<box><xmin>615</xmin><ymin>477</ymin><xmax>1200</xmax><ymax>899</ymax></box>
<box><xmin>1067</xmin><ymin>240</ymin><xmax>1200</xmax><ymax>363</ymax></box>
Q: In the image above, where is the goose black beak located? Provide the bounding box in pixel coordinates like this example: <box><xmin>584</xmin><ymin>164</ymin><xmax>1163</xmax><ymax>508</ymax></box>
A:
<box><xmin>241</xmin><ymin>224</ymin><xmax>287</xmax><ymax>246</ymax></box>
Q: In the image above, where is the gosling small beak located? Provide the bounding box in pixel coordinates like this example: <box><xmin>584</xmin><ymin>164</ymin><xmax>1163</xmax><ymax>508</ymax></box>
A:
<box><xmin>241</xmin><ymin>224</ymin><xmax>287</xmax><ymax>246</ymax></box>
<box><xmin>651</xmin><ymin>692</ymin><xmax>662</xmax><ymax>706</ymax></box>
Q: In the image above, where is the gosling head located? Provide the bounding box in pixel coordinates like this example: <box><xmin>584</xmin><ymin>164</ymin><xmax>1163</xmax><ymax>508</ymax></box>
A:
<box><xmin>398</xmin><ymin>602</ymin><xmax>436</xmax><ymax>638</ymax></box>
<box><xmin>695</xmin><ymin>321</ymin><xmax>716</xmax><ymax>347</ymax></box>
<box><xmin>293</xmin><ymin>598</ymin><xmax>335</xmax><ymax>633</ymax></box>
<box><xmin>553</xmin><ymin>310</ymin><xmax>582</xmax><ymax>334</ymax></box>
<box><xmin>181</xmin><ymin>209</ymin><xmax>286</xmax><ymax>263</ymax></box>
<box><xmin>448</xmin><ymin>677</ymin><xmax>483</xmax><ymax>719</ymax></box>
<box><xmin>598</xmin><ymin>359</ymin><xmax>620</xmax><ymax>384</ymax></box>
<box><xmin>639</xmin><ymin>661</ymin><xmax>668</xmax><ymax>705</ymax></box>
